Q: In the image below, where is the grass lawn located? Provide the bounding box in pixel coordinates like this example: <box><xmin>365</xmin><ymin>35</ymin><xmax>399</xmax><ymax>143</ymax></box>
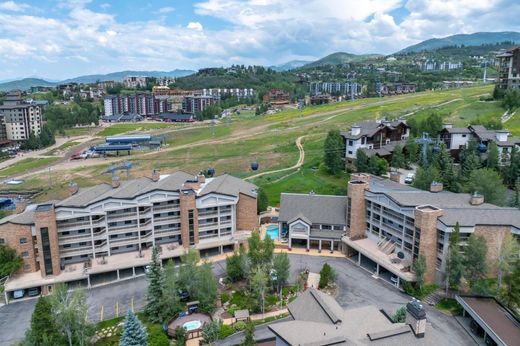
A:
<box><xmin>46</xmin><ymin>141</ymin><xmax>80</xmax><ymax>155</ymax></box>
<box><xmin>504</xmin><ymin>110</ymin><xmax>520</xmax><ymax>136</ymax></box>
<box><xmin>0</xmin><ymin>157</ymin><xmax>59</xmax><ymax>178</ymax></box>
<box><xmin>63</xmin><ymin>127</ymin><xmax>96</xmax><ymax>137</ymax></box>
<box><xmin>435</xmin><ymin>298</ymin><xmax>463</xmax><ymax>316</ymax></box>
<box><xmin>97</xmin><ymin>123</ymin><xmax>173</xmax><ymax>137</ymax></box>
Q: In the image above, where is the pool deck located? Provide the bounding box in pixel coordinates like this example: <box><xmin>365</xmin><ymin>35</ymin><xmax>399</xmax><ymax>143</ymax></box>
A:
<box><xmin>167</xmin><ymin>313</ymin><xmax>212</xmax><ymax>337</ymax></box>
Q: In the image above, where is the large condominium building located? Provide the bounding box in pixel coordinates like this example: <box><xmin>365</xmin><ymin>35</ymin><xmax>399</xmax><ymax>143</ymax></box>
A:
<box><xmin>341</xmin><ymin>120</ymin><xmax>410</xmax><ymax>164</ymax></box>
<box><xmin>123</xmin><ymin>76</ymin><xmax>148</xmax><ymax>89</ymax></box>
<box><xmin>0</xmin><ymin>172</ymin><xmax>257</xmax><ymax>298</ymax></box>
<box><xmin>201</xmin><ymin>88</ymin><xmax>255</xmax><ymax>99</ymax></box>
<box><xmin>309</xmin><ymin>82</ymin><xmax>361</xmax><ymax>97</ymax></box>
<box><xmin>104</xmin><ymin>93</ymin><xmax>165</xmax><ymax>117</ymax></box>
<box><xmin>278</xmin><ymin>174</ymin><xmax>520</xmax><ymax>287</ymax></box>
<box><xmin>496</xmin><ymin>47</ymin><xmax>520</xmax><ymax>90</ymax></box>
<box><xmin>182</xmin><ymin>95</ymin><xmax>218</xmax><ymax>114</ymax></box>
<box><xmin>440</xmin><ymin>124</ymin><xmax>520</xmax><ymax>162</ymax></box>
<box><xmin>0</xmin><ymin>91</ymin><xmax>43</xmax><ymax>141</ymax></box>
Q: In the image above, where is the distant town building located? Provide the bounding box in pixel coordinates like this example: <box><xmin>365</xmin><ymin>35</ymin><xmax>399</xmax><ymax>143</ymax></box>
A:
<box><xmin>182</xmin><ymin>95</ymin><xmax>218</xmax><ymax>114</ymax></box>
<box><xmin>377</xmin><ymin>82</ymin><xmax>416</xmax><ymax>96</ymax></box>
<box><xmin>419</xmin><ymin>59</ymin><xmax>463</xmax><ymax>71</ymax></box>
<box><xmin>341</xmin><ymin>120</ymin><xmax>410</xmax><ymax>164</ymax></box>
<box><xmin>263</xmin><ymin>89</ymin><xmax>290</xmax><ymax>105</ymax></box>
<box><xmin>309</xmin><ymin>82</ymin><xmax>361</xmax><ymax>97</ymax></box>
<box><xmin>156</xmin><ymin>76</ymin><xmax>175</xmax><ymax>87</ymax></box>
<box><xmin>103</xmin><ymin>93</ymin><xmax>166</xmax><ymax>117</ymax></box>
<box><xmin>0</xmin><ymin>91</ymin><xmax>43</xmax><ymax>141</ymax></box>
<box><xmin>201</xmin><ymin>88</ymin><xmax>255</xmax><ymax>99</ymax></box>
<box><xmin>496</xmin><ymin>46</ymin><xmax>520</xmax><ymax>90</ymax></box>
<box><xmin>123</xmin><ymin>76</ymin><xmax>148</xmax><ymax>89</ymax></box>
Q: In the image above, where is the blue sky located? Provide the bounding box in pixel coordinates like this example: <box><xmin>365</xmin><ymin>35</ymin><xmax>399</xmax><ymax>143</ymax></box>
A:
<box><xmin>0</xmin><ymin>0</ymin><xmax>519</xmax><ymax>80</ymax></box>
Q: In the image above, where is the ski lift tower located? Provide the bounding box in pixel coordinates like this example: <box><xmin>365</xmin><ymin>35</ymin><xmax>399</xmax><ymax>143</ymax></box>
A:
<box><xmin>104</xmin><ymin>161</ymin><xmax>135</xmax><ymax>180</ymax></box>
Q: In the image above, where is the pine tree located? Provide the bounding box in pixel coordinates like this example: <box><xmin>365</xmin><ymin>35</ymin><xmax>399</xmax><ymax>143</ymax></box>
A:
<box><xmin>323</xmin><ymin>129</ymin><xmax>345</xmax><ymax>175</ymax></box>
<box><xmin>433</xmin><ymin>144</ymin><xmax>457</xmax><ymax>191</ymax></box>
<box><xmin>145</xmin><ymin>246</ymin><xmax>164</xmax><ymax>323</ymax></box>
<box><xmin>412</xmin><ymin>254</ymin><xmax>427</xmax><ymax>290</ymax></box>
<box><xmin>241</xmin><ymin>322</ymin><xmax>256</xmax><ymax>346</ymax></box>
<box><xmin>412</xmin><ymin>166</ymin><xmax>440</xmax><ymax>191</ymax></box>
<box><xmin>160</xmin><ymin>260</ymin><xmax>181</xmax><ymax>323</ymax></box>
<box><xmin>257</xmin><ymin>187</ymin><xmax>268</xmax><ymax>214</ymax></box>
<box><xmin>355</xmin><ymin>149</ymin><xmax>369</xmax><ymax>173</ymax></box>
<box><xmin>404</xmin><ymin>136</ymin><xmax>419</xmax><ymax>167</ymax></box>
<box><xmin>486</xmin><ymin>142</ymin><xmax>499</xmax><ymax>171</ymax></box>
<box><xmin>391</xmin><ymin>144</ymin><xmax>405</xmax><ymax>169</ymax></box>
<box><xmin>447</xmin><ymin>223</ymin><xmax>464</xmax><ymax>289</ymax></box>
<box><xmin>120</xmin><ymin>310</ymin><xmax>148</xmax><ymax>346</ymax></box>
<box><xmin>463</xmin><ymin>234</ymin><xmax>488</xmax><ymax>291</ymax></box>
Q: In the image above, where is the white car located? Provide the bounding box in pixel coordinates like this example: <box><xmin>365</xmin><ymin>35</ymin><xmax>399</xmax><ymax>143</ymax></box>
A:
<box><xmin>404</xmin><ymin>173</ymin><xmax>415</xmax><ymax>184</ymax></box>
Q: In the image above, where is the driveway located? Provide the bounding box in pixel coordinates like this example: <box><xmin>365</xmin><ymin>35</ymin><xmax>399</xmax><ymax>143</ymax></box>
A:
<box><xmin>0</xmin><ymin>254</ymin><xmax>472</xmax><ymax>345</ymax></box>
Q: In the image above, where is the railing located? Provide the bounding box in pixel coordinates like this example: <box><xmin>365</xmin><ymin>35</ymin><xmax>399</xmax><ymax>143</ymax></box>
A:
<box><xmin>106</xmin><ymin>213</ymin><xmax>138</xmax><ymax>222</ymax></box>
<box><xmin>60</xmin><ymin>246</ymin><xmax>93</xmax><ymax>256</ymax></box>
<box><xmin>57</xmin><ymin>221</ymin><xmax>91</xmax><ymax>231</ymax></box>
<box><xmin>153</xmin><ymin>204</ymin><xmax>180</xmax><ymax>211</ymax></box>
<box><xmin>58</xmin><ymin>234</ymin><xmax>92</xmax><ymax>244</ymax></box>
<box><xmin>110</xmin><ymin>236</ymin><xmax>139</xmax><ymax>245</ymax></box>
<box><xmin>108</xmin><ymin>223</ymin><xmax>139</xmax><ymax>231</ymax></box>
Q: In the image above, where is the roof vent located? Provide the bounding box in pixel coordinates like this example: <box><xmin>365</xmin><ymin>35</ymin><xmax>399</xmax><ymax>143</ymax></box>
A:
<box><xmin>151</xmin><ymin>169</ymin><xmax>160</xmax><ymax>182</ymax></box>
<box><xmin>112</xmin><ymin>176</ymin><xmax>120</xmax><ymax>189</ymax></box>
<box><xmin>470</xmin><ymin>192</ymin><xmax>484</xmax><ymax>206</ymax></box>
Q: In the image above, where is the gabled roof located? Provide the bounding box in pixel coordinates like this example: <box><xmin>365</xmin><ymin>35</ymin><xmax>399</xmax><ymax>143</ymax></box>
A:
<box><xmin>199</xmin><ymin>174</ymin><xmax>257</xmax><ymax>198</ymax></box>
<box><xmin>288</xmin><ymin>288</ymin><xmax>344</xmax><ymax>325</ymax></box>
<box><xmin>279</xmin><ymin>193</ymin><xmax>347</xmax><ymax>226</ymax></box>
<box><xmin>441</xmin><ymin>127</ymin><xmax>472</xmax><ymax>134</ymax></box>
<box><xmin>288</xmin><ymin>213</ymin><xmax>311</xmax><ymax>226</ymax></box>
<box><xmin>341</xmin><ymin>120</ymin><xmax>408</xmax><ymax>140</ymax></box>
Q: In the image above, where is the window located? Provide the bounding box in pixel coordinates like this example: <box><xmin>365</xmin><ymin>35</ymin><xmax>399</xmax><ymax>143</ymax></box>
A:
<box><xmin>462</xmin><ymin>134</ymin><xmax>467</xmax><ymax>138</ymax></box>
<box><xmin>41</xmin><ymin>227</ymin><xmax>54</xmax><ymax>275</ymax></box>
<box><xmin>23</xmin><ymin>264</ymin><xmax>31</xmax><ymax>271</ymax></box>
<box><xmin>21</xmin><ymin>251</ymin><xmax>29</xmax><ymax>257</ymax></box>
<box><xmin>0</xmin><ymin>238</ymin><xmax>4</xmax><ymax>245</ymax></box>
<box><xmin>188</xmin><ymin>210</ymin><xmax>195</xmax><ymax>245</ymax></box>
<box><xmin>20</xmin><ymin>237</ymin><xmax>28</xmax><ymax>244</ymax></box>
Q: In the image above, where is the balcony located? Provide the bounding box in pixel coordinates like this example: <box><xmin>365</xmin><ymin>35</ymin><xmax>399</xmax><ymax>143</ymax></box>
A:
<box><xmin>57</xmin><ymin>221</ymin><xmax>91</xmax><ymax>231</ymax></box>
<box><xmin>107</xmin><ymin>212</ymin><xmax>138</xmax><ymax>222</ymax></box>
<box><xmin>110</xmin><ymin>236</ymin><xmax>139</xmax><ymax>247</ymax></box>
<box><xmin>60</xmin><ymin>246</ymin><xmax>93</xmax><ymax>257</ymax></box>
<box><xmin>58</xmin><ymin>233</ymin><xmax>92</xmax><ymax>245</ymax></box>
<box><xmin>153</xmin><ymin>204</ymin><xmax>180</xmax><ymax>212</ymax></box>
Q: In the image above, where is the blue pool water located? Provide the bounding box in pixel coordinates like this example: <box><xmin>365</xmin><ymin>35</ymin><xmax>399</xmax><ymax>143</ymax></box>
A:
<box><xmin>266</xmin><ymin>224</ymin><xmax>279</xmax><ymax>240</ymax></box>
<box><xmin>183</xmin><ymin>320</ymin><xmax>202</xmax><ymax>331</ymax></box>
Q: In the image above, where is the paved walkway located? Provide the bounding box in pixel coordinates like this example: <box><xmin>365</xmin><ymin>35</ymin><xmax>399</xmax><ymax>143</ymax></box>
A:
<box><xmin>245</xmin><ymin>136</ymin><xmax>305</xmax><ymax>181</ymax></box>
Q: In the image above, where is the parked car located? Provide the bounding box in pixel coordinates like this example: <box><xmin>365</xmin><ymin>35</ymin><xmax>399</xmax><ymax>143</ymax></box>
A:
<box><xmin>390</xmin><ymin>274</ymin><xmax>399</xmax><ymax>285</ymax></box>
<box><xmin>13</xmin><ymin>289</ymin><xmax>25</xmax><ymax>299</ymax></box>
<box><xmin>28</xmin><ymin>287</ymin><xmax>40</xmax><ymax>297</ymax></box>
<box><xmin>404</xmin><ymin>173</ymin><xmax>415</xmax><ymax>184</ymax></box>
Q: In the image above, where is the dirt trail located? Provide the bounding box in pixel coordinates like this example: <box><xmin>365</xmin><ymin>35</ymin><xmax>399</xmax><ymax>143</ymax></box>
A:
<box><xmin>245</xmin><ymin>136</ymin><xmax>304</xmax><ymax>181</ymax></box>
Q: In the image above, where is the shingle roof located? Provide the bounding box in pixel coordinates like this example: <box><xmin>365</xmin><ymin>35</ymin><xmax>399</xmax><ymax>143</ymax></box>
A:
<box><xmin>199</xmin><ymin>174</ymin><xmax>257</xmax><ymax>198</ymax></box>
<box><xmin>269</xmin><ymin>321</ymin><xmax>349</xmax><ymax>346</ymax></box>
<box><xmin>442</xmin><ymin>127</ymin><xmax>472</xmax><ymax>134</ymax></box>
<box><xmin>279</xmin><ymin>193</ymin><xmax>347</xmax><ymax>226</ymax></box>
<box><xmin>287</xmin><ymin>288</ymin><xmax>344</xmax><ymax>325</ymax></box>
<box><xmin>341</xmin><ymin>120</ymin><xmax>408</xmax><ymax>140</ymax></box>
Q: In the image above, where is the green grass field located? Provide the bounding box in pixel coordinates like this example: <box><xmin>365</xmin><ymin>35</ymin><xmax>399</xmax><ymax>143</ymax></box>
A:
<box><xmin>97</xmin><ymin>123</ymin><xmax>174</xmax><ymax>137</ymax></box>
<box><xmin>63</xmin><ymin>127</ymin><xmax>96</xmax><ymax>137</ymax></box>
<box><xmin>0</xmin><ymin>157</ymin><xmax>59</xmax><ymax>178</ymax></box>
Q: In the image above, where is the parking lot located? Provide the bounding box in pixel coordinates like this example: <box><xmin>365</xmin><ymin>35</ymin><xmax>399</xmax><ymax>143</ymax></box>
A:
<box><xmin>0</xmin><ymin>254</ymin><xmax>472</xmax><ymax>345</ymax></box>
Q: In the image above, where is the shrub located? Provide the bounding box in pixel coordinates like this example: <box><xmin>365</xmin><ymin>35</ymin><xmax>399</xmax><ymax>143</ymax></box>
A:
<box><xmin>319</xmin><ymin>263</ymin><xmax>336</xmax><ymax>288</ymax></box>
<box><xmin>220</xmin><ymin>292</ymin><xmax>230</xmax><ymax>304</ymax></box>
<box><xmin>392</xmin><ymin>306</ymin><xmax>406</xmax><ymax>323</ymax></box>
<box><xmin>218</xmin><ymin>324</ymin><xmax>235</xmax><ymax>339</ymax></box>
<box><xmin>266</xmin><ymin>294</ymin><xmax>279</xmax><ymax>307</ymax></box>
<box><xmin>233</xmin><ymin>321</ymin><xmax>247</xmax><ymax>332</ymax></box>
<box><xmin>148</xmin><ymin>324</ymin><xmax>170</xmax><ymax>346</ymax></box>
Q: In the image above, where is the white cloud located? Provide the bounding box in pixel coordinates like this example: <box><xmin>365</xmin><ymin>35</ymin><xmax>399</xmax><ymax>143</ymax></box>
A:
<box><xmin>0</xmin><ymin>1</ymin><xmax>31</xmax><ymax>12</ymax></box>
<box><xmin>157</xmin><ymin>6</ymin><xmax>175</xmax><ymax>14</ymax></box>
<box><xmin>187</xmin><ymin>22</ymin><xmax>203</xmax><ymax>31</ymax></box>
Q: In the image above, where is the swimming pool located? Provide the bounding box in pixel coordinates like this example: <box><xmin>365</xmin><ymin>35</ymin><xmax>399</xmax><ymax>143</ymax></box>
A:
<box><xmin>183</xmin><ymin>320</ymin><xmax>202</xmax><ymax>331</ymax></box>
<box><xmin>266</xmin><ymin>224</ymin><xmax>279</xmax><ymax>240</ymax></box>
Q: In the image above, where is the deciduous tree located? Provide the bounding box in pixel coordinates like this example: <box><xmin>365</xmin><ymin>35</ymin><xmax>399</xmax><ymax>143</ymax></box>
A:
<box><xmin>463</xmin><ymin>235</ymin><xmax>488</xmax><ymax>290</ymax></box>
<box><xmin>0</xmin><ymin>244</ymin><xmax>23</xmax><ymax>277</ymax></box>
<box><xmin>412</xmin><ymin>254</ymin><xmax>427</xmax><ymax>290</ymax></box>
<box><xmin>272</xmin><ymin>252</ymin><xmax>290</xmax><ymax>292</ymax></box>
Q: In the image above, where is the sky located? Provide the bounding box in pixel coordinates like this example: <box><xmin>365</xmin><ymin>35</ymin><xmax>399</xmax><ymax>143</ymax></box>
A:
<box><xmin>0</xmin><ymin>0</ymin><xmax>519</xmax><ymax>80</ymax></box>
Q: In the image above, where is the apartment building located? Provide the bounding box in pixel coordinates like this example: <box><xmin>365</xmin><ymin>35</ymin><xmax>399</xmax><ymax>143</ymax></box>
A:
<box><xmin>0</xmin><ymin>172</ymin><xmax>258</xmax><ymax>297</ymax></box>
<box><xmin>262</xmin><ymin>89</ymin><xmax>290</xmax><ymax>105</ymax></box>
<box><xmin>309</xmin><ymin>82</ymin><xmax>361</xmax><ymax>97</ymax></box>
<box><xmin>0</xmin><ymin>91</ymin><xmax>43</xmax><ymax>141</ymax></box>
<box><xmin>123</xmin><ymin>76</ymin><xmax>148</xmax><ymax>89</ymax></box>
<box><xmin>278</xmin><ymin>174</ymin><xmax>520</xmax><ymax>287</ymax></box>
<box><xmin>496</xmin><ymin>47</ymin><xmax>520</xmax><ymax>90</ymax></box>
<box><xmin>201</xmin><ymin>88</ymin><xmax>255</xmax><ymax>99</ymax></box>
<box><xmin>343</xmin><ymin>174</ymin><xmax>520</xmax><ymax>286</ymax></box>
<box><xmin>440</xmin><ymin>124</ymin><xmax>520</xmax><ymax>162</ymax></box>
<box><xmin>341</xmin><ymin>120</ymin><xmax>410</xmax><ymax>164</ymax></box>
<box><xmin>182</xmin><ymin>95</ymin><xmax>218</xmax><ymax>114</ymax></box>
<box><xmin>103</xmin><ymin>93</ymin><xmax>164</xmax><ymax>117</ymax></box>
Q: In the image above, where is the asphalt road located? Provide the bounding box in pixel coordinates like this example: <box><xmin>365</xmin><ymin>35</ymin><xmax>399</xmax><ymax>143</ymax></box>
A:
<box><xmin>0</xmin><ymin>254</ymin><xmax>473</xmax><ymax>345</ymax></box>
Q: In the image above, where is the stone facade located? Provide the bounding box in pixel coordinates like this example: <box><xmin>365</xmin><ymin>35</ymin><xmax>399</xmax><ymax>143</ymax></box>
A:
<box><xmin>236</xmin><ymin>193</ymin><xmax>258</xmax><ymax>231</ymax></box>
<box><xmin>34</xmin><ymin>207</ymin><xmax>61</xmax><ymax>277</ymax></box>
<box><xmin>179</xmin><ymin>191</ymin><xmax>199</xmax><ymax>248</ymax></box>
<box><xmin>474</xmin><ymin>225</ymin><xmax>511</xmax><ymax>277</ymax></box>
<box><xmin>0</xmin><ymin>223</ymin><xmax>37</xmax><ymax>273</ymax></box>
<box><xmin>347</xmin><ymin>175</ymin><xmax>369</xmax><ymax>239</ymax></box>
<box><xmin>414</xmin><ymin>206</ymin><xmax>443</xmax><ymax>284</ymax></box>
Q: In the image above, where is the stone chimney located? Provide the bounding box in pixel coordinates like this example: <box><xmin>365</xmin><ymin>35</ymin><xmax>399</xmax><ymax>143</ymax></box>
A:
<box><xmin>470</xmin><ymin>192</ymin><xmax>484</xmax><ymax>206</ymax></box>
<box><xmin>347</xmin><ymin>174</ymin><xmax>370</xmax><ymax>240</ymax></box>
<box><xmin>430</xmin><ymin>181</ymin><xmax>443</xmax><ymax>193</ymax></box>
<box><xmin>112</xmin><ymin>176</ymin><xmax>120</xmax><ymax>189</ymax></box>
<box><xmin>151</xmin><ymin>169</ymin><xmax>160</xmax><ymax>182</ymax></box>
<box><xmin>15</xmin><ymin>200</ymin><xmax>27</xmax><ymax>214</ymax></box>
<box><xmin>442</xmin><ymin>123</ymin><xmax>453</xmax><ymax>129</ymax></box>
<box><xmin>390</xmin><ymin>171</ymin><xmax>401</xmax><ymax>183</ymax></box>
<box><xmin>68</xmin><ymin>181</ymin><xmax>79</xmax><ymax>195</ymax></box>
<box><xmin>406</xmin><ymin>298</ymin><xmax>426</xmax><ymax>338</ymax></box>
<box><xmin>351</xmin><ymin>125</ymin><xmax>361</xmax><ymax>136</ymax></box>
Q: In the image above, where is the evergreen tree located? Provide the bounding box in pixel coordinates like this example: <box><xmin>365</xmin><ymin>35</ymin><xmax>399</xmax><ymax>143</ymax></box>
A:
<box><xmin>404</xmin><ymin>136</ymin><xmax>419</xmax><ymax>167</ymax></box>
<box><xmin>433</xmin><ymin>144</ymin><xmax>457</xmax><ymax>191</ymax></box>
<box><xmin>175</xmin><ymin>327</ymin><xmax>186</xmax><ymax>346</ymax></box>
<box><xmin>272</xmin><ymin>252</ymin><xmax>290</xmax><ymax>292</ymax></box>
<box><xmin>412</xmin><ymin>254</ymin><xmax>427</xmax><ymax>290</ymax></box>
<box><xmin>463</xmin><ymin>234</ymin><xmax>488</xmax><ymax>290</ymax></box>
<box><xmin>323</xmin><ymin>129</ymin><xmax>345</xmax><ymax>175</ymax></box>
<box><xmin>145</xmin><ymin>247</ymin><xmax>164</xmax><ymax>323</ymax></box>
<box><xmin>120</xmin><ymin>310</ymin><xmax>148</xmax><ymax>346</ymax></box>
<box><xmin>202</xmin><ymin>320</ymin><xmax>221</xmax><ymax>344</ymax></box>
<box><xmin>412</xmin><ymin>166</ymin><xmax>440</xmax><ymax>191</ymax></box>
<box><xmin>447</xmin><ymin>223</ymin><xmax>464</xmax><ymax>289</ymax></box>
<box><xmin>467</xmin><ymin>168</ymin><xmax>507</xmax><ymax>206</ymax></box>
<box><xmin>499</xmin><ymin>259</ymin><xmax>520</xmax><ymax>310</ymax></box>
<box><xmin>24</xmin><ymin>296</ymin><xmax>64</xmax><ymax>346</ymax></box>
<box><xmin>368</xmin><ymin>156</ymin><xmax>388</xmax><ymax>176</ymax></box>
<box><xmin>319</xmin><ymin>262</ymin><xmax>337</xmax><ymax>288</ymax></box>
<box><xmin>391</xmin><ymin>144</ymin><xmax>405</xmax><ymax>169</ymax></box>
<box><xmin>355</xmin><ymin>149</ymin><xmax>369</xmax><ymax>173</ymax></box>
<box><xmin>257</xmin><ymin>187</ymin><xmax>268</xmax><ymax>214</ymax></box>
<box><xmin>160</xmin><ymin>260</ymin><xmax>181</xmax><ymax>323</ymax></box>
<box><xmin>240</xmin><ymin>322</ymin><xmax>256</xmax><ymax>346</ymax></box>
<box><xmin>486</xmin><ymin>142</ymin><xmax>499</xmax><ymax>171</ymax></box>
